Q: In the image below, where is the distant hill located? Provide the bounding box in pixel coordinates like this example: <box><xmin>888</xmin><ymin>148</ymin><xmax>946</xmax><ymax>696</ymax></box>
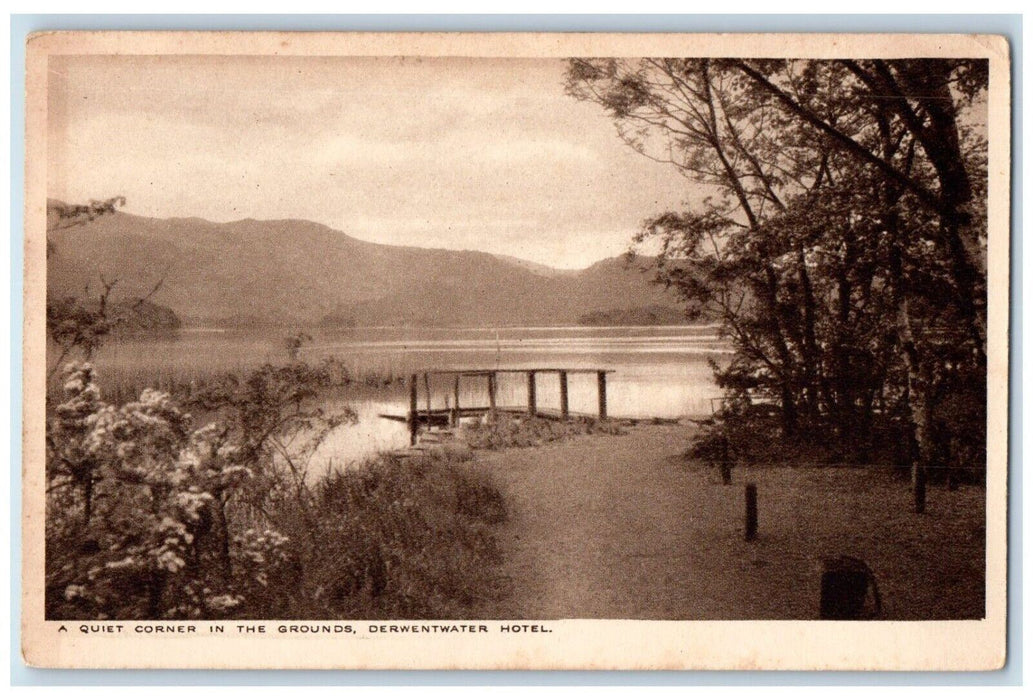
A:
<box><xmin>489</xmin><ymin>253</ymin><xmax>580</xmax><ymax>278</ymax></box>
<box><xmin>577</xmin><ymin>304</ymin><xmax>688</xmax><ymax>326</ymax></box>
<box><xmin>46</xmin><ymin>204</ymin><xmax>686</xmax><ymax>328</ymax></box>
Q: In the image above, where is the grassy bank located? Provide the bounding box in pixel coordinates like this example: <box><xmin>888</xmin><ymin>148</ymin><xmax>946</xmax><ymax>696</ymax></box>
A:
<box><xmin>462</xmin><ymin>414</ymin><xmax>626</xmax><ymax>450</ymax></box>
<box><xmin>230</xmin><ymin>448</ymin><xmax>509</xmax><ymax>619</ymax></box>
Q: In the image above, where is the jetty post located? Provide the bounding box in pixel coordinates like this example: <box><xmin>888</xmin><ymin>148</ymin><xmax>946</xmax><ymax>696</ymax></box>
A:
<box><xmin>450</xmin><ymin>374</ymin><xmax>461</xmax><ymax>428</ymax></box>
<box><xmin>559</xmin><ymin>371</ymin><xmax>569</xmax><ymax>420</ymax></box>
<box><xmin>408</xmin><ymin>374</ymin><xmax>419</xmax><ymax>446</ymax></box>
<box><xmin>487</xmin><ymin>371</ymin><xmax>498</xmax><ymax>423</ymax></box>
<box><xmin>527</xmin><ymin>371</ymin><xmax>537</xmax><ymax>417</ymax></box>
<box><xmin>597</xmin><ymin>370</ymin><xmax>608</xmax><ymax>420</ymax></box>
<box><xmin>912</xmin><ymin>465</ymin><xmax>927</xmax><ymax>514</ymax></box>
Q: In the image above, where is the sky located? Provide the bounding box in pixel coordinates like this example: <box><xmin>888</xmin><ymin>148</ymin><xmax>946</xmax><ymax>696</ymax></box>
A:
<box><xmin>47</xmin><ymin>55</ymin><xmax>698</xmax><ymax>269</ymax></box>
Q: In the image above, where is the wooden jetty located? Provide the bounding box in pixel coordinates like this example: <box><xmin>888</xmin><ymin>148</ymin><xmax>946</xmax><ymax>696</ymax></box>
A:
<box><xmin>379</xmin><ymin>368</ymin><xmax>613</xmax><ymax>446</ymax></box>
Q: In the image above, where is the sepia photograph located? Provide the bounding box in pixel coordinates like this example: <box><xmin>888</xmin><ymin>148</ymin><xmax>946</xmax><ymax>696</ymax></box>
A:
<box><xmin>21</xmin><ymin>31</ymin><xmax>1010</xmax><ymax>670</ymax></box>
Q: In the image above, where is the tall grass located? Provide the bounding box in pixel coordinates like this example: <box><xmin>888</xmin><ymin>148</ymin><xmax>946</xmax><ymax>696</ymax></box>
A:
<box><xmin>264</xmin><ymin>448</ymin><xmax>509</xmax><ymax>619</ymax></box>
<box><xmin>47</xmin><ymin>346</ymin><xmax>410</xmax><ymax>407</ymax></box>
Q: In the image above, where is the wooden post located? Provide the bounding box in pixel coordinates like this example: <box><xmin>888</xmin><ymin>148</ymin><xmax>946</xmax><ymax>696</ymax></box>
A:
<box><xmin>527</xmin><ymin>371</ymin><xmax>537</xmax><ymax>417</ymax></box>
<box><xmin>450</xmin><ymin>374</ymin><xmax>460</xmax><ymax>427</ymax></box>
<box><xmin>408</xmin><ymin>374</ymin><xmax>419</xmax><ymax>446</ymax></box>
<box><xmin>912</xmin><ymin>465</ymin><xmax>927</xmax><ymax>514</ymax></box>
<box><xmin>423</xmin><ymin>373</ymin><xmax>432</xmax><ymax>415</ymax></box>
<box><xmin>744</xmin><ymin>483</ymin><xmax>758</xmax><ymax>541</ymax></box>
<box><xmin>559</xmin><ymin>371</ymin><xmax>569</xmax><ymax>420</ymax></box>
<box><xmin>597</xmin><ymin>371</ymin><xmax>608</xmax><ymax>420</ymax></box>
<box><xmin>719</xmin><ymin>435</ymin><xmax>732</xmax><ymax>485</ymax></box>
<box><xmin>487</xmin><ymin>371</ymin><xmax>497</xmax><ymax>423</ymax></box>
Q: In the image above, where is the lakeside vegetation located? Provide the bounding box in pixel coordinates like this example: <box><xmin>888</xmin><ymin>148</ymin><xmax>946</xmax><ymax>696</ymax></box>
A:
<box><xmin>568</xmin><ymin>59</ymin><xmax>989</xmax><ymax>490</ymax></box>
<box><xmin>45</xmin><ymin>358</ymin><xmax>508</xmax><ymax>620</ymax></box>
<box><xmin>462</xmin><ymin>414</ymin><xmax>626</xmax><ymax>451</ymax></box>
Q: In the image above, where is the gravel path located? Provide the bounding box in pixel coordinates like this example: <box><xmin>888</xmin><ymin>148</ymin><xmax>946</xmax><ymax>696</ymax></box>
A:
<box><xmin>472</xmin><ymin>423</ymin><xmax>985</xmax><ymax>620</ymax></box>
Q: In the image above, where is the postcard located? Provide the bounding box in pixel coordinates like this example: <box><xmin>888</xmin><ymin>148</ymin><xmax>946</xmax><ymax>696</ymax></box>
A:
<box><xmin>22</xmin><ymin>31</ymin><xmax>1010</xmax><ymax>670</ymax></box>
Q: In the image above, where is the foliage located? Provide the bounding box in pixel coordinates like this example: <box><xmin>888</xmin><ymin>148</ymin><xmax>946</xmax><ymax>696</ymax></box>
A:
<box><xmin>47</xmin><ymin>196</ymin><xmax>127</xmax><ymax>232</ymax></box>
<box><xmin>46</xmin><ymin>293</ymin><xmax>115</xmax><ymax>379</ymax></box>
<box><xmin>46</xmin><ymin>197</ymin><xmax>170</xmax><ymax>381</ymax></box>
<box><xmin>47</xmin><ymin>363</ymin><xmax>282</xmax><ymax>618</ymax></box>
<box><xmin>566</xmin><ymin>58</ymin><xmax>988</xmax><ymax>472</ymax></box>
<box><xmin>46</xmin><ymin>196</ymin><xmax>127</xmax><ymax>255</ymax></box>
<box><xmin>46</xmin><ymin>362</ymin><xmax>507</xmax><ymax>619</ymax></box>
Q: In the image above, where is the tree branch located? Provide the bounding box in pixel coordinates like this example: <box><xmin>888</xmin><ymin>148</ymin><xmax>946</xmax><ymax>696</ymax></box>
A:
<box><xmin>729</xmin><ymin>59</ymin><xmax>945</xmax><ymax>215</ymax></box>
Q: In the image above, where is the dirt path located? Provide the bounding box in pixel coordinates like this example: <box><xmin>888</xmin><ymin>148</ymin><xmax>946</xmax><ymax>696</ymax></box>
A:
<box><xmin>471</xmin><ymin>423</ymin><xmax>985</xmax><ymax>620</ymax></box>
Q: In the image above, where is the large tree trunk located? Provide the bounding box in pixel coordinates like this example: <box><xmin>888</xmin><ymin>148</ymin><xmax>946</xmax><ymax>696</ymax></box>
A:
<box><xmin>758</xmin><ymin>267</ymin><xmax>799</xmax><ymax>438</ymax></box>
<box><xmin>888</xmin><ymin>228</ymin><xmax>935</xmax><ymax>513</ymax></box>
<box><xmin>833</xmin><ymin>233</ymin><xmax>857</xmax><ymax>443</ymax></box>
<box><xmin>796</xmin><ymin>246</ymin><xmax>822</xmax><ymax>424</ymax></box>
<box><xmin>874</xmin><ymin>60</ymin><xmax>987</xmax><ymax>360</ymax></box>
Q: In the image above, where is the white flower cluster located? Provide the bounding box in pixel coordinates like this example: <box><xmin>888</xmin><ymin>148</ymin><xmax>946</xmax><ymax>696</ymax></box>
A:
<box><xmin>48</xmin><ymin>362</ymin><xmax>292</xmax><ymax>619</ymax></box>
<box><xmin>235</xmin><ymin>528</ymin><xmax>291</xmax><ymax>569</ymax></box>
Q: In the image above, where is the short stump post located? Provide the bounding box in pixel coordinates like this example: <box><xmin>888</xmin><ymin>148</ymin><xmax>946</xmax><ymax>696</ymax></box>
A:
<box><xmin>719</xmin><ymin>435</ymin><xmax>732</xmax><ymax>485</ymax></box>
<box><xmin>912</xmin><ymin>465</ymin><xmax>927</xmax><ymax>514</ymax></box>
<box><xmin>744</xmin><ymin>483</ymin><xmax>758</xmax><ymax>542</ymax></box>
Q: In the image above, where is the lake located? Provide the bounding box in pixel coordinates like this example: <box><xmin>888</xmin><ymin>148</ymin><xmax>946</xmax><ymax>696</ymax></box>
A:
<box><xmin>91</xmin><ymin>325</ymin><xmax>730</xmax><ymax>471</ymax></box>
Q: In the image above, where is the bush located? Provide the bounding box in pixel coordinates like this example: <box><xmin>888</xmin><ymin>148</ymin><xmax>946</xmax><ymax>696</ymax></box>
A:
<box><xmin>46</xmin><ymin>364</ymin><xmax>285</xmax><ymax>619</ymax></box>
<box><xmin>45</xmin><ymin>362</ymin><xmax>508</xmax><ymax>620</ymax></box>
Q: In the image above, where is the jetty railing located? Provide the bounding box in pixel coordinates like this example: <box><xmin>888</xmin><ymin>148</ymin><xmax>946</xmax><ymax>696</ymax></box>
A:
<box><xmin>381</xmin><ymin>368</ymin><xmax>613</xmax><ymax>446</ymax></box>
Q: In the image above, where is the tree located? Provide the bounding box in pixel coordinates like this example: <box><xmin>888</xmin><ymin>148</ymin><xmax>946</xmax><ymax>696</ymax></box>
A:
<box><xmin>46</xmin><ymin>197</ymin><xmax>165</xmax><ymax>381</ymax></box>
<box><xmin>566</xmin><ymin>58</ymin><xmax>988</xmax><ymax>482</ymax></box>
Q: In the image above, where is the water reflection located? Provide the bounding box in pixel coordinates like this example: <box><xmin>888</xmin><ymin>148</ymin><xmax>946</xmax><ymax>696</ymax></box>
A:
<box><xmin>93</xmin><ymin>325</ymin><xmax>727</xmax><ymax>471</ymax></box>
<box><xmin>305</xmin><ymin>326</ymin><xmax>725</xmax><ymax>471</ymax></box>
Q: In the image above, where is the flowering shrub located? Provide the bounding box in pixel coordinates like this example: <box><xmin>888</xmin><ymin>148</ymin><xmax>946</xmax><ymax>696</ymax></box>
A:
<box><xmin>46</xmin><ymin>363</ymin><xmax>292</xmax><ymax>619</ymax></box>
<box><xmin>46</xmin><ymin>361</ymin><xmax>508</xmax><ymax>621</ymax></box>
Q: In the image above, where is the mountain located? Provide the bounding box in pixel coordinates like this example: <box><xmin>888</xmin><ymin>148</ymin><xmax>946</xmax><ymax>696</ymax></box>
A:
<box><xmin>46</xmin><ymin>205</ymin><xmax>685</xmax><ymax>328</ymax></box>
<box><xmin>488</xmin><ymin>253</ymin><xmax>580</xmax><ymax>279</ymax></box>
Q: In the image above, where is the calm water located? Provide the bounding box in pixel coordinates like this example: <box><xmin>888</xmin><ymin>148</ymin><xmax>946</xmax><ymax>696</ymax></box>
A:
<box><xmin>92</xmin><ymin>325</ymin><xmax>729</xmax><ymax>470</ymax></box>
